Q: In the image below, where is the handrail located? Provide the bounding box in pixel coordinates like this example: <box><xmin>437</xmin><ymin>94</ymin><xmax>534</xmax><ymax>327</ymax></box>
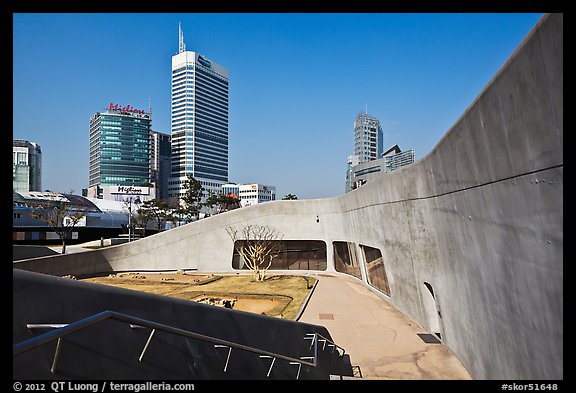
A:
<box><xmin>14</xmin><ymin>310</ymin><xmax>346</xmax><ymax>378</ymax></box>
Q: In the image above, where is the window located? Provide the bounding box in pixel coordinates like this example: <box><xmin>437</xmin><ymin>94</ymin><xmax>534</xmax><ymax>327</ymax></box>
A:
<box><xmin>232</xmin><ymin>240</ymin><xmax>327</xmax><ymax>271</ymax></box>
<box><xmin>333</xmin><ymin>241</ymin><xmax>361</xmax><ymax>279</ymax></box>
<box><xmin>361</xmin><ymin>244</ymin><xmax>390</xmax><ymax>296</ymax></box>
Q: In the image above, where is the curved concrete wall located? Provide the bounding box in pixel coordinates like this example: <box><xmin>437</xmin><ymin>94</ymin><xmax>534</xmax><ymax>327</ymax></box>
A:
<box><xmin>14</xmin><ymin>13</ymin><xmax>562</xmax><ymax>379</ymax></box>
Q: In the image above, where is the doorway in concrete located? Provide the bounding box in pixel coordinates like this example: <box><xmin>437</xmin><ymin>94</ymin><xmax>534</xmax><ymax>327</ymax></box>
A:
<box><xmin>422</xmin><ymin>281</ymin><xmax>443</xmax><ymax>341</ymax></box>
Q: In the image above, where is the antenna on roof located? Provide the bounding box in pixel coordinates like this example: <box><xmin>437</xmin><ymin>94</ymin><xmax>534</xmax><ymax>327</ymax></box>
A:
<box><xmin>179</xmin><ymin>22</ymin><xmax>186</xmax><ymax>53</ymax></box>
<box><xmin>365</xmin><ymin>104</ymin><xmax>368</xmax><ymax>115</ymax></box>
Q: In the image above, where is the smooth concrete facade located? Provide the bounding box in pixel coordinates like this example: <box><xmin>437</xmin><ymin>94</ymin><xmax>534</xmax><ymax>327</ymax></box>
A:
<box><xmin>14</xmin><ymin>14</ymin><xmax>562</xmax><ymax>379</ymax></box>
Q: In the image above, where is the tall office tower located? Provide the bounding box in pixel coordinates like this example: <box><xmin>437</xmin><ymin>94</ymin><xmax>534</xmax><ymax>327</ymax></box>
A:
<box><xmin>88</xmin><ymin>103</ymin><xmax>152</xmax><ymax>199</ymax></box>
<box><xmin>150</xmin><ymin>130</ymin><xmax>171</xmax><ymax>200</ymax></box>
<box><xmin>168</xmin><ymin>24</ymin><xmax>229</xmax><ymax>201</ymax></box>
<box><xmin>354</xmin><ymin>112</ymin><xmax>383</xmax><ymax>163</ymax></box>
<box><xmin>13</xmin><ymin>139</ymin><xmax>42</xmax><ymax>192</ymax></box>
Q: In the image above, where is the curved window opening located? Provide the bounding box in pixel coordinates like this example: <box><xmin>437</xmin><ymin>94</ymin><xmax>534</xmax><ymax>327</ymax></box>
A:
<box><xmin>361</xmin><ymin>245</ymin><xmax>390</xmax><ymax>296</ymax></box>
<box><xmin>232</xmin><ymin>240</ymin><xmax>327</xmax><ymax>271</ymax></box>
<box><xmin>333</xmin><ymin>241</ymin><xmax>361</xmax><ymax>279</ymax></box>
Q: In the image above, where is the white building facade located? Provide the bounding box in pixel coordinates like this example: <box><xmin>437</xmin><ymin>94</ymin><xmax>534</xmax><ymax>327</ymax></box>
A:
<box><xmin>222</xmin><ymin>183</ymin><xmax>276</xmax><ymax>207</ymax></box>
<box><xmin>237</xmin><ymin>184</ymin><xmax>276</xmax><ymax>207</ymax></box>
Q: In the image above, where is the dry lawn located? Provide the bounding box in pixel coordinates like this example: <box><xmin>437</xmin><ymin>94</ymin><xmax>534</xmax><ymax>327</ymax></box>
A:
<box><xmin>81</xmin><ymin>273</ymin><xmax>316</xmax><ymax>320</ymax></box>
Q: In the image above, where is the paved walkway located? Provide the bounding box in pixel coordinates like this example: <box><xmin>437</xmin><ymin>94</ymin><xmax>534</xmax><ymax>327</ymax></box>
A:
<box><xmin>299</xmin><ymin>273</ymin><xmax>472</xmax><ymax>380</ymax></box>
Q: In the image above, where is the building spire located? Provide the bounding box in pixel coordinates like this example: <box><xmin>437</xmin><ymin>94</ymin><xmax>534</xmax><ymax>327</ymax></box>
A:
<box><xmin>179</xmin><ymin>22</ymin><xmax>186</xmax><ymax>53</ymax></box>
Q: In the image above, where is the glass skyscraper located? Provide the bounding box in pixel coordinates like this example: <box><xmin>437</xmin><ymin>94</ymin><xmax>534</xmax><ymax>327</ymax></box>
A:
<box><xmin>150</xmin><ymin>130</ymin><xmax>171</xmax><ymax>200</ymax></box>
<box><xmin>89</xmin><ymin>104</ymin><xmax>151</xmax><ymax>189</ymax></box>
<box><xmin>13</xmin><ymin>139</ymin><xmax>42</xmax><ymax>192</ymax></box>
<box><xmin>168</xmin><ymin>25</ymin><xmax>229</xmax><ymax>200</ymax></box>
<box><xmin>354</xmin><ymin>112</ymin><xmax>383</xmax><ymax>163</ymax></box>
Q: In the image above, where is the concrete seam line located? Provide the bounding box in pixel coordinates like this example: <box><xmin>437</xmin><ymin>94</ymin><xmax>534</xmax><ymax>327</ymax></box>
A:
<box><xmin>345</xmin><ymin>163</ymin><xmax>563</xmax><ymax>214</ymax></box>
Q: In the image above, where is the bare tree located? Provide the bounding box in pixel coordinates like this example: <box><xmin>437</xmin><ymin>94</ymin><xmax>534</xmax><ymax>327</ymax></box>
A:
<box><xmin>30</xmin><ymin>201</ymin><xmax>89</xmax><ymax>254</ymax></box>
<box><xmin>226</xmin><ymin>224</ymin><xmax>284</xmax><ymax>282</ymax></box>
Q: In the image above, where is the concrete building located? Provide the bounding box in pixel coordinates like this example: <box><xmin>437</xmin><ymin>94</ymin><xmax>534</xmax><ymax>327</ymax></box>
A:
<box><xmin>354</xmin><ymin>112</ymin><xmax>383</xmax><ymax>163</ymax></box>
<box><xmin>13</xmin><ymin>139</ymin><xmax>42</xmax><ymax>192</ymax></box>
<box><xmin>88</xmin><ymin>103</ymin><xmax>152</xmax><ymax>200</ymax></box>
<box><xmin>150</xmin><ymin>130</ymin><xmax>171</xmax><ymax>200</ymax></box>
<box><xmin>168</xmin><ymin>24</ymin><xmax>229</xmax><ymax>202</ymax></box>
<box><xmin>13</xmin><ymin>13</ymin><xmax>563</xmax><ymax>380</ymax></box>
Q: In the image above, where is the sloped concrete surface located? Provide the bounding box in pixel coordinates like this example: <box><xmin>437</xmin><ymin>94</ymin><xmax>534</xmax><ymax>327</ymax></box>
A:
<box><xmin>300</xmin><ymin>274</ymin><xmax>471</xmax><ymax>379</ymax></box>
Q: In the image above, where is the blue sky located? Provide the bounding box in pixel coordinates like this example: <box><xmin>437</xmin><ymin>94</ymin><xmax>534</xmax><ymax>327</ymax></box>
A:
<box><xmin>13</xmin><ymin>13</ymin><xmax>543</xmax><ymax>199</ymax></box>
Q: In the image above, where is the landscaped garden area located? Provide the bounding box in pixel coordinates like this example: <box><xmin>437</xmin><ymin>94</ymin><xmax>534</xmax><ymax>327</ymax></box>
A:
<box><xmin>81</xmin><ymin>272</ymin><xmax>315</xmax><ymax>320</ymax></box>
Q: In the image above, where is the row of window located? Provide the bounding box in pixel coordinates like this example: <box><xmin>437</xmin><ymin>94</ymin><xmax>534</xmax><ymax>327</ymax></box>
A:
<box><xmin>195</xmin><ymin>79</ymin><xmax>229</xmax><ymax>98</ymax></box>
<box><xmin>172</xmin><ymin>65</ymin><xmax>194</xmax><ymax>74</ymax></box>
<box><xmin>100</xmin><ymin>130</ymin><xmax>150</xmax><ymax>137</ymax></box>
<box><xmin>195</xmin><ymin>98</ymin><xmax>228</xmax><ymax>118</ymax></box>
<box><xmin>195</xmin><ymin>85</ymin><xmax>229</xmax><ymax>106</ymax></box>
<box><xmin>195</xmin><ymin>67</ymin><xmax>229</xmax><ymax>85</ymax></box>
<box><xmin>231</xmin><ymin>240</ymin><xmax>391</xmax><ymax>297</ymax></box>
<box><xmin>195</xmin><ymin>112</ymin><xmax>228</xmax><ymax>130</ymax></box>
<box><xmin>195</xmin><ymin>119</ymin><xmax>228</xmax><ymax>137</ymax></box>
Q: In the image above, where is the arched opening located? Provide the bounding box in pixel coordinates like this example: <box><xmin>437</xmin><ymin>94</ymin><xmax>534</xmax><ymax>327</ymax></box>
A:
<box><xmin>422</xmin><ymin>281</ymin><xmax>443</xmax><ymax>340</ymax></box>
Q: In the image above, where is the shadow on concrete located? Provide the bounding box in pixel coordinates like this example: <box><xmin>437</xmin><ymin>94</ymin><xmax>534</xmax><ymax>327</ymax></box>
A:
<box><xmin>13</xmin><ymin>270</ymin><xmax>352</xmax><ymax>380</ymax></box>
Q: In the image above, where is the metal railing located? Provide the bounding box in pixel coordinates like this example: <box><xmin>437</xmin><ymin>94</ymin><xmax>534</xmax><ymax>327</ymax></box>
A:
<box><xmin>14</xmin><ymin>310</ymin><xmax>346</xmax><ymax>379</ymax></box>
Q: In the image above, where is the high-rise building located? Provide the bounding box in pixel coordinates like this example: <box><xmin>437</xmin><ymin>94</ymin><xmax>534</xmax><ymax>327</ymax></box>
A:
<box><xmin>168</xmin><ymin>24</ymin><xmax>229</xmax><ymax>201</ymax></box>
<box><xmin>354</xmin><ymin>112</ymin><xmax>383</xmax><ymax>163</ymax></box>
<box><xmin>13</xmin><ymin>140</ymin><xmax>42</xmax><ymax>192</ymax></box>
<box><xmin>150</xmin><ymin>130</ymin><xmax>171</xmax><ymax>200</ymax></box>
<box><xmin>88</xmin><ymin>103</ymin><xmax>154</xmax><ymax>201</ymax></box>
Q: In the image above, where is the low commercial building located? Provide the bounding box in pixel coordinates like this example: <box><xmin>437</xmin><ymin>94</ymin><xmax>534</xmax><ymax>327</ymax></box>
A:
<box><xmin>221</xmin><ymin>183</ymin><xmax>276</xmax><ymax>207</ymax></box>
<box><xmin>85</xmin><ymin>185</ymin><xmax>156</xmax><ymax>204</ymax></box>
<box><xmin>347</xmin><ymin>145</ymin><xmax>415</xmax><ymax>192</ymax></box>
